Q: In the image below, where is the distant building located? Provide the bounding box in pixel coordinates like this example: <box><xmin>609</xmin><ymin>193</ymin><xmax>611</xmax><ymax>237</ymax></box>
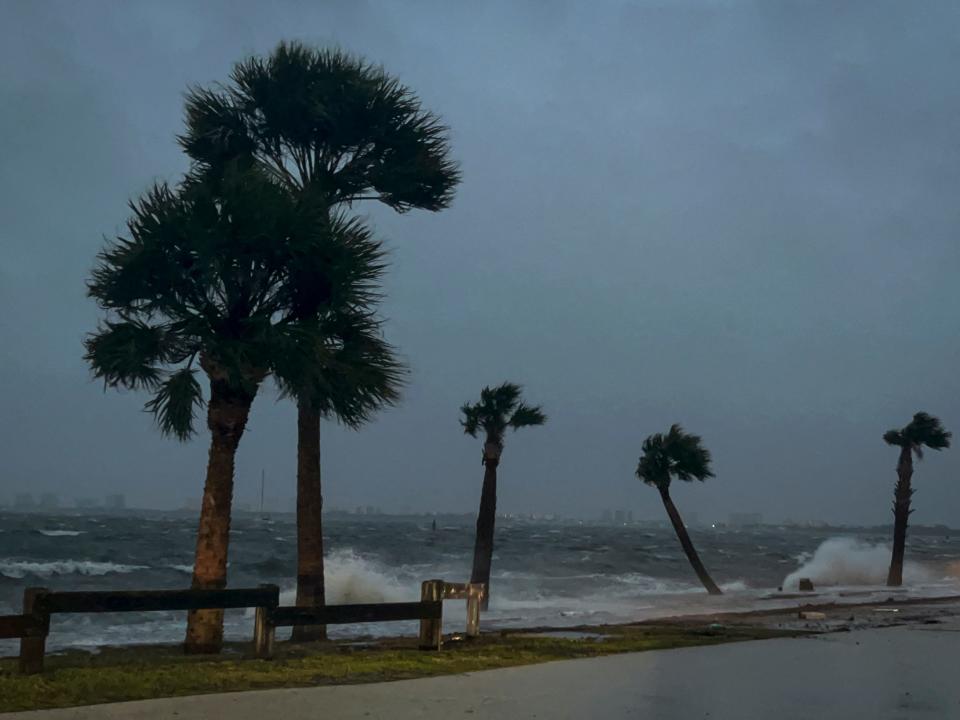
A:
<box><xmin>601</xmin><ymin>509</ymin><xmax>613</xmax><ymax>523</ymax></box>
<box><xmin>39</xmin><ymin>493</ymin><xmax>59</xmax><ymax>511</ymax></box>
<box><xmin>625</xmin><ymin>510</ymin><xmax>634</xmax><ymax>523</ymax></box>
<box><xmin>14</xmin><ymin>493</ymin><xmax>35</xmax><ymax>511</ymax></box>
<box><xmin>614</xmin><ymin>510</ymin><xmax>625</xmax><ymax>524</ymax></box>
<box><xmin>75</xmin><ymin>497</ymin><xmax>99</xmax><ymax>510</ymax></box>
<box><xmin>729</xmin><ymin>512</ymin><xmax>762</xmax><ymax>527</ymax></box>
<box><xmin>105</xmin><ymin>494</ymin><xmax>126</xmax><ymax>511</ymax></box>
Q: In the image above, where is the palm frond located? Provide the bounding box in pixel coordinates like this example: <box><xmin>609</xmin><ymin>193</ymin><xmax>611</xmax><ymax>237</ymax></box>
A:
<box><xmin>883</xmin><ymin>429</ymin><xmax>904</xmax><ymax>446</ymax></box>
<box><xmin>144</xmin><ymin>368</ymin><xmax>204</xmax><ymax>441</ymax></box>
<box><xmin>509</xmin><ymin>403</ymin><xmax>547</xmax><ymax>429</ymax></box>
<box><xmin>462</xmin><ymin>383</ymin><xmax>543</xmax><ymax>441</ymax></box>
<box><xmin>904</xmin><ymin>412</ymin><xmax>951</xmax><ymax>451</ymax></box>
<box><xmin>460</xmin><ymin>403</ymin><xmax>482</xmax><ymax>437</ymax></box>
<box><xmin>637</xmin><ymin>425</ymin><xmax>714</xmax><ymax>489</ymax></box>
<box><xmin>84</xmin><ymin>320</ymin><xmax>175</xmax><ymax>390</ymax></box>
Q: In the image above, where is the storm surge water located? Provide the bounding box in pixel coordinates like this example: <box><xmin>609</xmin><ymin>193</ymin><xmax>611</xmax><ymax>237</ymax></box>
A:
<box><xmin>2</xmin><ymin>512</ymin><xmax>959</xmax><ymax>652</ymax></box>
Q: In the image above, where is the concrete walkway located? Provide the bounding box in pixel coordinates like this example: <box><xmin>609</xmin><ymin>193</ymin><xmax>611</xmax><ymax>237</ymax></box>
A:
<box><xmin>9</xmin><ymin>621</ymin><xmax>960</xmax><ymax>719</ymax></box>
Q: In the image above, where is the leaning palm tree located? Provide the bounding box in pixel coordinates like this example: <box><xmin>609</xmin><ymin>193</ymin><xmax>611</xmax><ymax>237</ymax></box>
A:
<box><xmin>86</xmin><ymin>166</ymin><xmax>336</xmax><ymax>653</ymax></box>
<box><xmin>179</xmin><ymin>40</ymin><xmax>459</xmax><ymax>636</ymax></box>
<box><xmin>883</xmin><ymin>412</ymin><xmax>951</xmax><ymax>587</ymax></box>
<box><xmin>461</xmin><ymin>383</ymin><xmax>545</xmax><ymax>608</ymax></box>
<box><xmin>637</xmin><ymin>425</ymin><xmax>721</xmax><ymax>595</ymax></box>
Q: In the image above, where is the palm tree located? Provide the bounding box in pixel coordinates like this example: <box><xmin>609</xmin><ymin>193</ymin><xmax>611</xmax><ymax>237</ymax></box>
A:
<box><xmin>86</xmin><ymin>167</ymin><xmax>339</xmax><ymax>653</ymax></box>
<box><xmin>461</xmin><ymin>383</ymin><xmax>545</xmax><ymax>608</ymax></box>
<box><xmin>275</xmin><ymin>305</ymin><xmax>405</xmax><ymax>641</ymax></box>
<box><xmin>882</xmin><ymin>412</ymin><xmax>951</xmax><ymax>587</ymax></box>
<box><xmin>636</xmin><ymin>424</ymin><xmax>721</xmax><ymax>595</ymax></box>
<box><xmin>179</xmin><ymin>41</ymin><xmax>460</xmax><ymax>636</ymax></box>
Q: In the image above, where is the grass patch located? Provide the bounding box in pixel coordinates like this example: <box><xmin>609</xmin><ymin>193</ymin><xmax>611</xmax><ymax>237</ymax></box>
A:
<box><xmin>0</xmin><ymin>624</ymin><xmax>798</xmax><ymax>713</ymax></box>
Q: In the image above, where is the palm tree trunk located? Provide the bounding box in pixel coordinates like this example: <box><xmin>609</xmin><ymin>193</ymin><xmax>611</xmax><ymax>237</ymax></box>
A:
<box><xmin>292</xmin><ymin>402</ymin><xmax>327</xmax><ymax>641</ymax></box>
<box><xmin>658</xmin><ymin>486</ymin><xmax>722</xmax><ymax>595</ymax></box>
<box><xmin>886</xmin><ymin>445</ymin><xmax>914</xmax><ymax>587</ymax></box>
<box><xmin>184</xmin><ymin>375</ymin><xmax>257</xmax><ymax>654</ymax></box>
<box><xmin>470</xmin><ymin>440</ymin><xmax>501</xmax><ymax>610</ymax></box>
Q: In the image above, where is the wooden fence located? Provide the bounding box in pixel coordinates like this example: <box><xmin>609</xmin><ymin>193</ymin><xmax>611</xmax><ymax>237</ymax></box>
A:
<box><xmin>0</xmin><ymin>579</ymin><xmax>484</xmax><ymax>673</ymax></box>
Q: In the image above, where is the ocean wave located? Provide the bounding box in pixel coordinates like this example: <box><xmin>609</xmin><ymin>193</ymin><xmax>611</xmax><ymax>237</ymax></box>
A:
<box><xmin>782</xmin><ymin>537</ymin><xmax>932</xmax><ymax>589</ymax></box>
<box><xmin>37</xmin><ymin>530</ymin><xmax>85</xmax><ymax>537</ymax></box>
<box><xmin>0</xmin><ymin>559</ymin><xmax>148</xmax><ymax>579</ymax></box>
<box><xmin>270</xmin><ymin>549</ymin><xmax>413</xmax><ymax>610</ymax></box>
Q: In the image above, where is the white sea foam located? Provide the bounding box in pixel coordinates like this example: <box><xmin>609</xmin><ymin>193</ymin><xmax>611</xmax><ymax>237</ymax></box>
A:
<box><xmin>274</xmin><ymin>549</ymin><xmax>412</xmax><ymax>608</ymax></box>
<box><xmin>38</xmin><ymin>530</ymin><xmax>85</xmax><ymax>537</ymax></box>
<box><xmin>0</xmin><ymin>559</ymin><xmax>148</xmax><ymax>579</ymax></box>
<box><xmin>782</xmin><ymin>537</ymin><xmax>932</xmax><ymax>589</ymax></box>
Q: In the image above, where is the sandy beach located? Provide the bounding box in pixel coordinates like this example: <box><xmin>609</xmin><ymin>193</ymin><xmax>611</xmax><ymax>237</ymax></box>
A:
<box><xmin>6</xmin><ymin>599</ymin><xmax>959</xmax><ymax>719</ymax></box>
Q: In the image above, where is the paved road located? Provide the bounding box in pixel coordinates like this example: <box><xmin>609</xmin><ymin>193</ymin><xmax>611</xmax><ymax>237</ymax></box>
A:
<box><xmin>10</xmin><ymin>622</ymin><xmax>960</xmax><ymax>719</ymax></box>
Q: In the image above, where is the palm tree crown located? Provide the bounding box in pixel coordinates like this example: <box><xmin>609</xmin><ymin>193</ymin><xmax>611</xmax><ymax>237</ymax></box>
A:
<box><xmin>636</xmin><ymin>424</ymin><xmax>714</xmax><ymax>491</ymax></box>
<box><xmin>85</xmin><ymin>168</ymin><xmax>380</xmax><ymax>439</ymax></box>
<box><xmin>883</xmin><ymin>412</ymin><xmax>951</xmax><ymax>458</ymax></box>
<box><xmin>460</xmin><ymin>383</ymin><xmax>546</xmax><ymax>448</ymax></box>
<box><xmin>179</xmin><ymin>41</ymin><xmax>459</xmax><ymax>212</ymax></box>
<box><xmin>269</xmin><ymin>211</ymin><xmax>404</xmax><ymax>427</ymax></box>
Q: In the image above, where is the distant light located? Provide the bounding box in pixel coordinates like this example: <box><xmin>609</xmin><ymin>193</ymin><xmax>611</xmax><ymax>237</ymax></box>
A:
<box><xmin>711</xmin><ymin>523</ymin><xmax>716</xmax><ymax>529</ymax></box>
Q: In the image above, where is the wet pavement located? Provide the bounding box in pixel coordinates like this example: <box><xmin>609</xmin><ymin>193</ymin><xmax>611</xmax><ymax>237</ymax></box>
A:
<box><xmin>10</xmin><ymin>619</ymin><xmax>960</xmax><ymax>719</ymax></box>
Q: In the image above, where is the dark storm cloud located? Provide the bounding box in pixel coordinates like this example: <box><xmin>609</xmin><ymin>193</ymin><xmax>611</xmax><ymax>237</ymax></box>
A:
<box><xmin>1</xmin><ymin>0</ymin><xmax>958</xmax><ymax>524</ymax></box>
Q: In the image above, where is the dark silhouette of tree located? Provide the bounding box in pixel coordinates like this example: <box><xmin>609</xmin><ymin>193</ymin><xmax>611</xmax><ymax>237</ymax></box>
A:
<box><xmin>637</xmin><ymin>424</ymin><xmax>721</xmax><ymax>595</ymax></box>
<box><xmin>461</xmin><ymin>383</ymin><xmax>545</xmax><ymax>608</ymax></box>
<box><xmin>882</xmin><ymin>412</ymin><xmax>951</xmax><ymax>586</ymax></box>
<box><xmin>179</xmin><ymin>41</ymin><xmax>459</xmax><ymax>641</ymax></box>
<box><xmin>86</xmin><ymin>167</ymin><xmax>377</xmax><ymax>652</ymax></box>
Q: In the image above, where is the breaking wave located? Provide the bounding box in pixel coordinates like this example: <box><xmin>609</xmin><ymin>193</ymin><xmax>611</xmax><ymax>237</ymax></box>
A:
<box><xmin>276</xmin><ymin>549</ymin><xmax>412</xmax><ymax>607</ymax></box>
<box><xmin>782</xmin><ymin>537</ymin><xmax>932</xmax><ymax>589</ymax></box>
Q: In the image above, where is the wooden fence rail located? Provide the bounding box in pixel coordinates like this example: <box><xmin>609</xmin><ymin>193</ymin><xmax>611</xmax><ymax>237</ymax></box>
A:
<box><xmin>4</xmin><ymin>579</ymin><xmax>483</xmax><ymax>674</ymax></box>
<box><xmin>0</xmin><ymin>614</ymin><xmax>46</xmax><ymax>640</ymax></box>
<box><xmin>37</xmin><ymin>587</ymin><xmax>280</xmax><ymax>615</ymax></box>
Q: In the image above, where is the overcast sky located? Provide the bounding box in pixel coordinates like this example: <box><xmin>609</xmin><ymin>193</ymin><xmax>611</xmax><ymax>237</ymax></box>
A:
<box><xmin>1</xmin><ymin>0</ymin><xmax>958</xmax><ymax>525</ymax></box>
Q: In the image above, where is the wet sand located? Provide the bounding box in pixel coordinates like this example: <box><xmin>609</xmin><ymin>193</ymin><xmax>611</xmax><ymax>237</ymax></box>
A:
<box><xmin>8</xmin><ymin>600</ymin><xmax>960</xmax><ymax>719</ymax></box>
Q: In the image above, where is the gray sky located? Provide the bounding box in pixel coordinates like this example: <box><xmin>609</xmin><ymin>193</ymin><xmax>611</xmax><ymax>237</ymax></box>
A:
<box><xmin>1</xmin><ymin>0</ymin><xmax>958</xmax><ymax>525</ymax></box>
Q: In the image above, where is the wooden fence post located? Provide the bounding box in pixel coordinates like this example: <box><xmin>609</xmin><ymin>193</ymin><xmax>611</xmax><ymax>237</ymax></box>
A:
<box><xmin>418</xmin><ymin>579</ymin><xmax>443</xmax><ymax>650</ymax></box>
<box><xmin>465</xmin><ymin>583</ymin><xmax>481</xmax><ymax>638</ymax></box>
<box><xmin>253</xmin><ymin>584</ymin><xmax>278</xmax><ymax>660</ymax></box>
<box><xmin>19</xmin><ymin>587</ymin><xmax>49</xmax><ymax>675</ymax></box>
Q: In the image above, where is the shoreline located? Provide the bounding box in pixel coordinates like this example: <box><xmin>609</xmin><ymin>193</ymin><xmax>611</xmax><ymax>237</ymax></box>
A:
<box><xmin>3</xmin><ymin>595</ymin><xmax>959</xmax><ymax>713</ymax></box>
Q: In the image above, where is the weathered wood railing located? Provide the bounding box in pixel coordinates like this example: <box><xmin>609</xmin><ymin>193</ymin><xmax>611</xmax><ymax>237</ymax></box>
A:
<box><xmin>4</xmin><ymin>585</ymin><xmax>281</xmax><ymax>674</ymax></box>
<box><xmin>1</xmin><ymin>578</ymin><xmax>485</xmax><ymax>673</ymax></box>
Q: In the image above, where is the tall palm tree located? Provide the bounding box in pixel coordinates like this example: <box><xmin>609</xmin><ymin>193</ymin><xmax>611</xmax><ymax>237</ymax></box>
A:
<box><xmin>274</xmin><ymin>306</ymin><xmax>405</xmax><ymax>641</ymax></box>
<box><xmin>86</xmin><ymin>167</ymin><xmax>340</xmax><ymax>653</ymax></box>
<box><xmin>461</xmin><ymin>383</ymin><xmax>545</xmax><ymax>608</ymax></box>
<box><xmin>637</xmin><ymin>424</ymin><xmax>721</xmax><ymax>595</ymax></box>
<box><xmin>883</xmin><ymin>412</ymin><xmax>951</xmax><ymax>587</ymax></box>
<box><xmin>179</xmin><ymin>41</ymin><xmax>460</xmax><ymax>636</ymax></box>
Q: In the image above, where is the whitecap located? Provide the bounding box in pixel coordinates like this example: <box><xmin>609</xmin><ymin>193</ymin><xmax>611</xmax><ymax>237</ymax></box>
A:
<box><xmin>0</xmin><ymin>559</ymin><xmax>148</xmax><ymax>579</ymax></box>
<box><xmin>37</xmin><ymin>530</ymin><xmax>85</xmax><ymax>537</ymax></box>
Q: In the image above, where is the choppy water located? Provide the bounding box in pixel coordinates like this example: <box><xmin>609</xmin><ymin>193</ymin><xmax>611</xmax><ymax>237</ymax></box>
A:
<box><xmin>2</xmin><ymin>512</ymin><xmax>959</xmax><ymax>653</ymax></box>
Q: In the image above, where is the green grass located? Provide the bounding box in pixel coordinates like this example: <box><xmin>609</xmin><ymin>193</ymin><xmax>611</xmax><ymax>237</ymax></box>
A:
<box><xmin>0</xmin><ymin>625</ymin><xmax>797</xmax><ymax>713</ymax></box>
